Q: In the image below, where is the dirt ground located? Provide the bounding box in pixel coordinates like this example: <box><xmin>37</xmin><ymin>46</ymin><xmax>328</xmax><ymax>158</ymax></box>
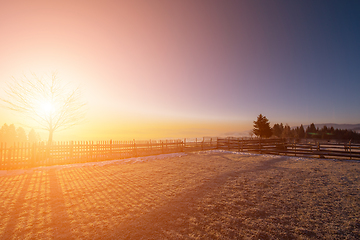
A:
<box><xmin>0</xmin><ymin>151</ymin><xmax>360</xmax><ymax>239</ymax></box>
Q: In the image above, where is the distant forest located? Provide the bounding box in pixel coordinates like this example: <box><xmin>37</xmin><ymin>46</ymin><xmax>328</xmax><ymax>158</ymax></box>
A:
<box><xmin>272</xmin><ymin>123</ymin><xmax>360</xmax><ymax>141</ymax></box>
<box><xmin>0</xmin><ymin>123</ymin><xmax>41</xmax><ymax>145</ymax></box>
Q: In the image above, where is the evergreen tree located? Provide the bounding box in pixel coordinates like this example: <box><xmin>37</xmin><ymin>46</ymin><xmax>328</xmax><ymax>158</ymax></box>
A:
<box><xmin>0</xmin><ymin>123</ymin><xmax>17</xmax><ymax>145</ymax></box>
<box><xmin>6</xmin><ymin>124</ymin><xmax>17</xmax><ymax>145</ymax></box>
<box><xmin>298</xmin><ymin>124</ymin><xmax>305</xmax><ymax>138</ymax></box>
<box><xmin>282</xmin><ymin>124</ymin><xmax>292</xmax><ymax>138</ymax></box>
<box><xmin>320</xmin><ymin>126</ymin><xmax>329</xmax><ymax>139</ymax></box>
<box><xmin>253</xmin><ymin>114</ymin><xmax>272</xmax><ymax>138</ymax></box>
<box><xmin>16</xmin><ymin>127</ymin><xmax>27</xmax><ymax>142</ymax></box>
<box><xmin>28</xmin><ymin>129</ymin><xmax>39</xmax><ymax>142</ymax></box>
<box><xmin>0</xmin><ymin>124</ymin><xmax>7</xmax><ymax>142</ymax></box>
<box><xmin>306</xmin><ymin>123</ymin><xmax>318</xmax><ymax>138</ymax></box>
<box><xmin>272</xmin><ymin>123</ymin><xmax>284</xmax><ymax>138</ymax></box>
<box><xmin>294</xmin><ymin>127</ymin><xmax>300</xmax><ymax>139</ymax></box>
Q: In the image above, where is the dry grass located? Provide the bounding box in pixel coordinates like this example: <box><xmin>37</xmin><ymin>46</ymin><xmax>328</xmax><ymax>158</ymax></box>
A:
<box><xmin>0</xmin><ymin>151</ymin><xmax>360</xmax><ymax>239</ymax></box>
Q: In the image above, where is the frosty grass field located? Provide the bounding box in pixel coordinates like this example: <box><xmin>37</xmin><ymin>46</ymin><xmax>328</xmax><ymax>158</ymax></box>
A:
<box><xmin>0</xmin><ymin>150</ymin><xmax>359</xmax><ymax>239</ymax></box>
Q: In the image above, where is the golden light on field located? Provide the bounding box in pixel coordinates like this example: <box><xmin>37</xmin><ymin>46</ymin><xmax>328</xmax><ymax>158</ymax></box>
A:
<box><xmin>0</xmin><ymin>152</ymin><xmax>360</xmax><ymax>238</ymax></box>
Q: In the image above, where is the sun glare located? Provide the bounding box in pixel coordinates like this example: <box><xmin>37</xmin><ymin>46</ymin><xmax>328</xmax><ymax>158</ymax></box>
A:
<box><xmin>40</xmin><ymin>101</ymin><xmax>54</xmax><ymax>115</ymax></box>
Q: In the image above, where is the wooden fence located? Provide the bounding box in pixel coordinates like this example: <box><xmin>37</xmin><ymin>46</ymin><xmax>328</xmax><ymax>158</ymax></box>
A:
<box><xmin>0</xmin><ymin>138</ymin><xmax>217</xmax><ymax>170</ymax></box>
<box><xmin>0</xmin><ymin>137</ymin><xmax>359</xmax><ymax>170</ymax></box>
<box><xmin>217</xmin><ymin>137</ymin><xmax>360</xmax><ymax>160</ymax></box>
<box><xmin>216</xmin><ymin>137</ymin><xmax>286</xmax><ymax>153</ymax></box>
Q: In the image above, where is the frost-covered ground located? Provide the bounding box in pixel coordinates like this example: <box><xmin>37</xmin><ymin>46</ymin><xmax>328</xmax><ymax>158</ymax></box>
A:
<box><xmin>0</xmin><ymin>150</ymin><xmax>359</xmax><ymax>239</ymax></box>
<box><xmin>0</xmin><ymin>152</ymin><xmax>187</xmax><ymax>177</ymax></box>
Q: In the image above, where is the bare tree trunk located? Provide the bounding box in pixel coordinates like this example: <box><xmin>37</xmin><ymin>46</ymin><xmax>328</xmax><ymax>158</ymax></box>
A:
<box><xmin>48</xmin><ymin>130</ymin><xmax>54</xmax><ymax>145</ymax></box>
<box><xmin>46</xmin><ymin>129</ymin><xmax>54</xmax><ymax>159</ymax></box>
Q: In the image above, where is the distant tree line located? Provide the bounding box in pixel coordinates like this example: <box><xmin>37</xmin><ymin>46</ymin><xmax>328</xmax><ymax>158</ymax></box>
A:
<box><xmin>0</xmin><ymin>123</ymin><xmax>41</xmax><ymax>145</ymax></box>
<box><xmin>253</xmin><ymin>114</ymin><xmax>360</xmax><ymax>141</ymax></box>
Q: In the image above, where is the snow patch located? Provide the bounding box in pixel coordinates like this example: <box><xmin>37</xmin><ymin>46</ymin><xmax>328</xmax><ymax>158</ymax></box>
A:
<box><xmin>197</xmin><ymin>149</ymin><xmax>360</xmax><ymax>163</ymax></box>
<box><xmin>197</xmin><ymin>149</ymin><xmax>279</xmax><ymax>158</ymax></box>
<box><xmin>0</xmin><ymin>152</ymin><xmax>187</xmax><ymax>177</ymax></box>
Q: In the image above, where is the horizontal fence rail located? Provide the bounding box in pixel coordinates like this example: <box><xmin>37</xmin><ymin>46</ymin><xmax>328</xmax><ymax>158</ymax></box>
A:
<box><xmin>0</xmin><ymin>137</ymin><xmax>359</xmax><ymax>170</ymax></box>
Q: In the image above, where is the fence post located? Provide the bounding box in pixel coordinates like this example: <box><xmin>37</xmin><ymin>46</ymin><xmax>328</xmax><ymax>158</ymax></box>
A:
<box><xmin>7</xmin><ymin>144</ymin><xmax>11</xmax><ymax>169</ymax></box>
<box><xmin>24</xmin><ymin>142</ymin><xmax>29</xmax><ymax>168</ymax></box>
<box><xmin>149</xmin><ymin>139</ymin><xmax>152</xmax><ymax>154</ymax></box>
<box><xmin>317</xmin><ymin>142</ymin><xmax>323</xmax><ymax>158</ymax></box>
<box><xmin>259</xmin><ymin>138</ymin><xmax>262</xmax><ymax>154</ymax></box>
<box><xmin>32</xmin><ymin>142</ymin><xmax>36</xmax><ymax>168</ymax></box>
<box><xmin>110</xmin><ymin>139</ymin><xmax>113</xmax><ymax>157</ymax></box>
<box><xmin>216</xmin><ymin>137</ymin><xmax>219</xmax><ymax>149</ymax></box>
<box><xmin>89</xmin><ymin>141</ymin><xmax>93</xmax><ymax>160</ymax></box>
<box><xmin>15</xmin><ymin>142</ymin><xmax>19</xmax><ymax>169</ymax></box>
<box><xmin>349</xmin><ymin>141</ymin><xmax>352</xmax><ymax>160</ymax></box>
<box><xmin>0</xmin><ymin>142</ymin><xmax>2</xmax><ymax>169</ymax></box>
<box><xmin>133</xmin><ymin>139</ymin><xmax>137</xmax><ymax>157</ymax></box>
<box><xmin>70</xmin><ymin>141</ymin><xmax>74</xmax><ymax>162</ymax></box>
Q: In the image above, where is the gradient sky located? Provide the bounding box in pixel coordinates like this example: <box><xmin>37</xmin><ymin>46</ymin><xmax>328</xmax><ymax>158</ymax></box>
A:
<box><xmin>1</xmin><ymin>0</ymin><xmax>360</xmax><ymax>141</ymax></box>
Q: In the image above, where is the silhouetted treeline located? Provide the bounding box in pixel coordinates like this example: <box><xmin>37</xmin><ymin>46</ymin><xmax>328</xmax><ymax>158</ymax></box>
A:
<box><xmin>272</xmin><ymin>123</ymin><xmax>360</xmax><ymax>141</ymax></box>
<box><xmin>0</xmin><ymin>123</ymin><xmax>41</xmax><ymax>145</ymax></box>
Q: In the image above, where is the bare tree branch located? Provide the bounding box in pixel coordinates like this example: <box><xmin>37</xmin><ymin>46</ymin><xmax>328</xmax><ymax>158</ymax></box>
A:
<box><xmin>0</xmin><ymin>72</ymin><xmax>87</xmax><ymax>144</ymax></box>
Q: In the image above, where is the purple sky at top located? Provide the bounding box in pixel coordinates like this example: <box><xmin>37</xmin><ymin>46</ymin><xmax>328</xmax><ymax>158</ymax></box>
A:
<box><xmin>0</xmin><ymin>0</ymin><xmax>360</xmax><ymax>139</ymax></box>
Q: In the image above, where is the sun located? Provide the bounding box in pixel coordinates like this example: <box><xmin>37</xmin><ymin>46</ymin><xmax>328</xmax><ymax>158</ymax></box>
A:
<box><xmin>39</xmin><ymin>101</ymin><xmax>54</xmax><ymax>115</ymax></box>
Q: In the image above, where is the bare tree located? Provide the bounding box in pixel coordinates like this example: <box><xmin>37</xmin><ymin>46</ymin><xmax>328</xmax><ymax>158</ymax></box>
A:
<box><xmin>0</xmin><ymin>72</ymin><xmax>86</xmax><ymax>144</ymax></box>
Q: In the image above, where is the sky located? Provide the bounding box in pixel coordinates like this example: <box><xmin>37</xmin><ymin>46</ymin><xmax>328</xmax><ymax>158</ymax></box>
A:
<box><xmin>1</xmin><ymin>0</ymin><xmax>360</xmax><ymax>141</ymax></box>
